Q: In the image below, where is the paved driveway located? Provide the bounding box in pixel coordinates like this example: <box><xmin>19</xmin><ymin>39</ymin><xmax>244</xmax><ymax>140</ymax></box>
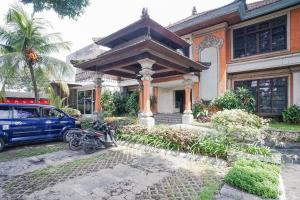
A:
<box><xmin>0</xmin><ymin>145</ymin><xmax>227</xmax><ymax>200</ymax></box>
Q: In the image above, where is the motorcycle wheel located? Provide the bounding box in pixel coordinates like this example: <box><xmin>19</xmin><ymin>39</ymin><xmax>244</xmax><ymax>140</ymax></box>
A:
<box><xmin>83</xmin><ymin>139</ymin><xmax>97</xmax><ymax>154</ymax></box>
<box><xmin>69</xmin><ymin>137</ymin><xmax>82</xmax><ymax>151</ymax></box>
<box><xmin>63</xmin><ymin>129</ymin><xmax>78</xmax><ymax>143</ymax></box>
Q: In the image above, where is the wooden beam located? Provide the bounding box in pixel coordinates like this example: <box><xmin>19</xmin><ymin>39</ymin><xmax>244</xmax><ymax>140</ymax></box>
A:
<box><xmin>152</xmin><ymin>71</ymin><xmax>181</xmax><ymax>78</ymax></box>
<box><xmin>105</xmin><ymin>70</ymin><xmax>136</xmax><ymax>79</ymax></box>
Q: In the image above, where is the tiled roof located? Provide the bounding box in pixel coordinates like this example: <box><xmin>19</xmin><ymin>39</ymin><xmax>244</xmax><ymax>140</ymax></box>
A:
<box><xmin>166</xmin><ymin>4</ymin><xmax>231</xmax><ymax>29</ymax></box>
<box><xmin>247</xmin><ymin>0</ymin><xmax>280</xmax><ymax>10</ymax></box>
<box><xmin>167</xmin><ymin>0</ymin><xmax>299</xmax><ymax>33</ymax></box>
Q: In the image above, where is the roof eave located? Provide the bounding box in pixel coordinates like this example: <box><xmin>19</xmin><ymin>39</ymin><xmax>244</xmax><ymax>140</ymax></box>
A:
<box><xmin>73</xmin><ymin>39</ymin><xmax>207</xmax><ymax>72</ymax></box>
<box><xmin>167</xmin><ymin>1</ymin><xmax>241</xmax><ymax>33</ymax></box>
<box><xmin>242</xmin><ymin>0</ymin><xmax>300</xmax><ymax>20</ymax></box>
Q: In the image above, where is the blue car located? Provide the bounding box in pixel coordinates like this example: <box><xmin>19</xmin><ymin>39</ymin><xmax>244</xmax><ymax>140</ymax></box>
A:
<box><xmin>0</xmin><ymin>104</ymin><xmax>81</xmax><ymax>152</ymax></box>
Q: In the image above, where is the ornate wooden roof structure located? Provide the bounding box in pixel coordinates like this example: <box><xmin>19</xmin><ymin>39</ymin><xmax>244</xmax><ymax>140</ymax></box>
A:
<box><xmin>71</xmin><ymin>9</ymin><xmax>209</xmax><ymax>79</ymax></box>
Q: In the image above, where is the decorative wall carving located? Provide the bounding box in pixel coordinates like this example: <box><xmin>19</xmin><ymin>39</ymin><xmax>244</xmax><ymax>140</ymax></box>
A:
<box><xmin>198</xmin><ymin>34</ymin><xmax>224</xmax><ymax>51</ymax></box>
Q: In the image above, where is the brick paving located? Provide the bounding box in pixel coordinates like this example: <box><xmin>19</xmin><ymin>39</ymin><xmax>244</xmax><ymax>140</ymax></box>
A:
<box><xmin>0</xmin><ymin>146</ymin><xmax>227</xmax><ymax>200</ymax></box>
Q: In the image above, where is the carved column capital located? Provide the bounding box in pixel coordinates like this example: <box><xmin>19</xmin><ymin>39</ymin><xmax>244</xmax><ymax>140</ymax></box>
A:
<box><xmin>93</xmin><ymin>72</ymin><xmax>104</xmax><ymax>86</ymax></box>
<box><xmin>138</xmin><ymin>58</ymin><xmax>156</xmax><ymax>81</ymax></box>
<box><xmin>183</xmin><ymin>72</ymin><xmax>198</xmax><ymax>88</ymax></box>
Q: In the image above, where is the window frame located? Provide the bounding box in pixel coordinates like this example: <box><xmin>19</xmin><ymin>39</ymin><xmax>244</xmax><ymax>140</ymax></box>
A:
<box><xmin>230</xmin><ymin>11</ymin><xmax>290</xmax><ymax>61</ymax></box>
<box><xmin>234</xmin><ymin>77</ymin><xmax>288</xmax><ymax>115</ymax></box>
<box><xmin>233</xmin><ymin>15</ymin><xmax>287</xmax><ymax>59</ymax></box>
<box><xmin>12</xmin><ymin>106</ymin><xmax>41</xmax><ymax>119</ymax></box>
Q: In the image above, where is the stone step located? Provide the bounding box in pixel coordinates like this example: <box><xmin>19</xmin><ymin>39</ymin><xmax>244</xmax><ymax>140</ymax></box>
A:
<box><xmin>154</xmin><ymin>113</ymin><xmax>182</xmax><ymax>124</ymax></box>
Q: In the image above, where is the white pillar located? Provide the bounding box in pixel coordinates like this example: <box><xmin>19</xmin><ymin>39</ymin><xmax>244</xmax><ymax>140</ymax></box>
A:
<box><xmin>138</xmin><ymin>58</ymin><xmax>156</xmax><ymax>127</ymax></box>
<box><xmin>182</xmin><ymin>73</ymin><xmax>197</xmax><ymax>124</ymax></box>
<box><xmin>293</xmin><ymin>71</ymin><xmax>300</xmax><ymax>105</ymax></box>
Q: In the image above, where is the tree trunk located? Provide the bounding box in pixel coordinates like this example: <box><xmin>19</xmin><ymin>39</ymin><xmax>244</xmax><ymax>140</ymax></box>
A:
<box><xmin>28</xmin><ymin>63</ymin><xmax>39</xmax><ymax>103</ymax></box>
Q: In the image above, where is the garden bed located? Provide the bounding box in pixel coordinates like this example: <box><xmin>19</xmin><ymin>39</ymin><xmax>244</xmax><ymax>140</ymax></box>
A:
<box><xmin>224</xmin><ymin>158</ymin><xmax>281</xmax><ymax>199</ymax></box>
<box><xmin>116</xmin><ymin>125</ymin><xmax>271</xmax><ymax>160</ymax></box>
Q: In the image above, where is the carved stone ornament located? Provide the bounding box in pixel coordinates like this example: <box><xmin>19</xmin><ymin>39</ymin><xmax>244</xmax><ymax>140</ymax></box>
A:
<box><xmin>138</xmin><ymin>79</ymin><xmax>143</xmax><ymax>91</ymax></box>
<box><xmin>140</xmin><ymin>68</ymin><xmax>155</xmax><ymax>81</ymax></box>
<box><xmin>183</xmin><ymin>73</ymin><xmax>197</xmax><ymax>88</ymax></box>
<box><xmin>93</xmin><ymin>72</ymin><xmax>104</xmax><ymax>86</ymax></box>
<box><xmin>183</xmin><ymin>79</ymin><xmax>193</xmax><ymax>88</ymax></box>
<box><xmin>198</xmin><ymin>34</ymin><xmax>224</xmax><ymax>51</ymax></box>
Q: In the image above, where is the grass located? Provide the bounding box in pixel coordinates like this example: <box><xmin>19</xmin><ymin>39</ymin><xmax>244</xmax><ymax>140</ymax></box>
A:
<box><xmin>198</xmin><ymin>182</ymin><xmax>221</xmax><ymax>200</ymax></box>
<box><xmin>225</xmin><ymin>159</ymin><xmax>281</xmax><ymax>199</ymax></box>
<box><xmin>270</xmin><ymin>122</ymin><xmax>300</xmax><ymax>132</ymax></box>
<box><xmin>197</xmin><ymin>166</ymin><xmax>224</xmax><ymax>200</ymax></box>
<box><xmin>0</xmin><ymin>142</ymin><xmax>67</xmax><ymax>162</ymax></box>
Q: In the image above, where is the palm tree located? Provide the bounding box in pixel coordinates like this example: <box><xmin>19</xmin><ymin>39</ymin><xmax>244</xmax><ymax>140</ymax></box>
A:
<box><xmin>0</xmin><ymin>4</ymin><xmax>72</xmax><ymax>103</ymax></box>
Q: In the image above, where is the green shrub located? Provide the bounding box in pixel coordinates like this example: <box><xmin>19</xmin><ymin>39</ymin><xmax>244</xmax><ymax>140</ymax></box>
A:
<box><xmin>192</xmin><ymin>100</ymin><xmax>206</xmax><ymax>118</ymax></box>
<box><xmin>225</xmin><ymin>159</ymin><xmax>280</xmax><ymax>199</ymax></box>
<box><xmin>61</xmin><ymin>107</ymin><xmax>81</xmax><ymax>118</ymax></box>
<box><xmin>80</xmin><ymin>118</ymin><xmax>93</xmax><ymax>129</ymax></box>
<box><xmin>212</xmin><ymin>90</ymin><xmax>238</xmax><ymax>110</ymax></box>
<box><xmin>235</xmin><ymin>87</ymin><xmax>255</xmax><ymax>113</ymax></box>
<box><xmin>211</xmin><ymin>109</ymin><xmax>268</xmax><ymax>142</ymax></box>
<box><xmin>282</xmin><ymin>105</ymin><xmax>300</xmax><ymax>124</ymax></box>
<box><xmin>100</xmin><ymin>90</ymin><xmax>116</xmax><ymax>116</ymax></box>
<box><xmin>232</xmin><ymin>143</ymin><xmax>271</xmax><ymax>157</ymax></box>
<box><xmin>190</xmin><ymin>136</ymin><xmax>230</xmax><ymax>159</ymax></box>
<box><xmin>105</xmin><ymin>116</ymin><xmax>137</xmax><ymax>129</ymax></box>
<box><xmin>211</xmin><ymin>88</ymin><xmax>255</xmax><ymax>113</ymax></box>
<box><xmin>113</xmin><ymin>91</ymin><xmax>127</xmax><ymax>116</ymax></box>
<box><xmin>125</xmin><ymin>91</ymin><xmax>139</xmax><ymax>116</ymax></box>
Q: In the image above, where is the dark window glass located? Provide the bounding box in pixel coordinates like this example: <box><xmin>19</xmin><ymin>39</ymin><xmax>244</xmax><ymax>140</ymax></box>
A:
<box><xmin>246</xmin><ymin>33</ymin><xmax>257</xmax><ymax>56</ymax></box>
<box><xmin>233</xmin><ymin>15</ymin><xmax>287</xmax><ymax>58</ymax></box>
<box><xmin>77</xmin><ymin>91</ymin><xmax>84</xmax><ymax>114</ymax></box>
<box><xmin>13</xmin><ymin>107</ymin><xmax>40</xmax><ymax>119</ymax></box>
<box><xmin>234</xmin><ymin>77</ymin><xmax>288</xmax><ymax>114</ymax></box>
<box><xmin>0</xmin><ymin>106</ymin><xmax>11</xmax><ymax>119</ymax></box>
<box><xmin>259</xmin><ymin>30</ymin><xmax>271</xmax><ymax>53</ymax></box>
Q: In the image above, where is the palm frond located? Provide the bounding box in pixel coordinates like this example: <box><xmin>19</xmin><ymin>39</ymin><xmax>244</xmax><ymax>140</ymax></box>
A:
<box><xmin>39</xmin><ymin>41</ymin><xmax>71</xmax><ymax>54</ymax></box>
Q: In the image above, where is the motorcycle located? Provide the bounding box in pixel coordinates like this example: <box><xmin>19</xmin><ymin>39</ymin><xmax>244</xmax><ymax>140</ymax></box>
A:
<box><xmin>69</xmin><ymin>120</ymin><xmax>117</xmax><ymax>154</ymax></box>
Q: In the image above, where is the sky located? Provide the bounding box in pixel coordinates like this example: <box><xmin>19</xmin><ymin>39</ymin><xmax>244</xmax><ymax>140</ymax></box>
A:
<box><xmin>0</xmin><ymin>0</ymin><xmax>260</xmax><ymax>61</ymax></box>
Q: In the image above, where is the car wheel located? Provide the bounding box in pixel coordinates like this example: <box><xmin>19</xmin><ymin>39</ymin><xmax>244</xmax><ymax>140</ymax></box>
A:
<box><xmin>0</xmin><ymin>138</ymin><xmax>5</xmax><ymax>152</ymax></box>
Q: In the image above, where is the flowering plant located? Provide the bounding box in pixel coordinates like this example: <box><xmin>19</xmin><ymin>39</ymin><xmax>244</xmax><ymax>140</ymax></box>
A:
<box><xmin>211</xmin><ymin>109</ymin><xmax>269</xmax><ymax>142</ymax></box>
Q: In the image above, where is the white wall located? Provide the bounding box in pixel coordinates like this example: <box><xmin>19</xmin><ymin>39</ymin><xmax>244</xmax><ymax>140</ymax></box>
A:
<box><xmin>293</xmin><ymin>71</ymin><xmax>300</xmax><ymax>105</ymax></box>
<box><xmin>157</xmin><ymin>88</ymin><xmax>174</xmax><ymax>113</ymax></box>
<box><xmin>199</xmin><ymin>47</ymin><xmax>219</xmax><ymax>101</ymax></box>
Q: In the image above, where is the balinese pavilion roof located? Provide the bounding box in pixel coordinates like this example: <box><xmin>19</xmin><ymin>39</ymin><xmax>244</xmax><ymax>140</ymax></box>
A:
<box><xmin>72</xmin><ymin>9</ymin><xmax>209</xmax><ymax>79</ymax></box>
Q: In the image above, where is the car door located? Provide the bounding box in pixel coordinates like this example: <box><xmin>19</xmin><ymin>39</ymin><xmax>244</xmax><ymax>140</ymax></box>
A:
<box><xmin>41</xmin><ymin>107</ymin><xmax>66</xmax><ymax>138</ymax></box>
<box><xmin>10</xmin><ymin>106</ymin><xmax>44</xmax><ymax>143</ymax></box>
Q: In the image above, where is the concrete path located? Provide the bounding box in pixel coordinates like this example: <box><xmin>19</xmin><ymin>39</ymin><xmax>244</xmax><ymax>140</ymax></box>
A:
<box><xmin>0</xmin><ymin>145</ymin><xmax>228</xmax><ymax>200</ymax></box>
<box><xmin>276</xmin><ymin>143</ymin><xmax>300</xmax><ymax>200</ymax></box>
<box><xmin>0</xmin><ymin>149</ymin><xmax>107</xmax><ymax>176</ymax></box>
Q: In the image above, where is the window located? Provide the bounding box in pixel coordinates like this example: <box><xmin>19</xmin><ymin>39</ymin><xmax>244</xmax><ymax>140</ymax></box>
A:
<box><xmin>234</xmin><ymin>77</ymin><xmax>288</xmax><ymax>114</ymax></box>
<box><xmin>13</xmin><ymin>107</ymin><xmax>40</xmax><ymax>119</ymax></box>
<box><xmin>0</xmin><ymin>106</ymin><xmax>12</xmax><ymax>119</ymax></box>
<box><xmin>42</xmin><ymin>108</ymin><xmax>64</xmax><ymax>118</ymax></box>
<box><xmin>233</xmin><ymin>15</ymin><xmax>287</xmax><ymax>58</ymax></box>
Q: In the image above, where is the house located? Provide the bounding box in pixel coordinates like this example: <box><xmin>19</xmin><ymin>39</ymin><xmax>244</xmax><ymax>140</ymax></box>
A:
<box><xmin>70</xmin><ymin>0</ymin><xmax>300</xmax><ymax>125</ymax></box>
